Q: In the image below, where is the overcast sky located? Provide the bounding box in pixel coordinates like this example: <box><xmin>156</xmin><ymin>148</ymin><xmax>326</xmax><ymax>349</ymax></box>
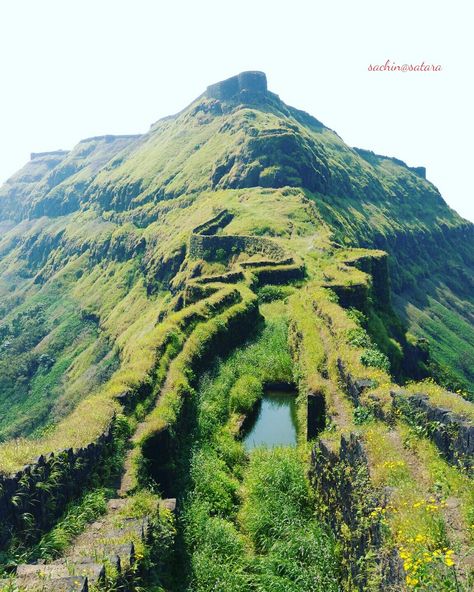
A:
<box><xmin>1</xmin><ymin>0</ymin><xmax>473</xmax><ymax>221</ymax></box>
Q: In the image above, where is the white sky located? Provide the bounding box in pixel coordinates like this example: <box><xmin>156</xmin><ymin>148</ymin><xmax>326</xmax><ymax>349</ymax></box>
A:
<box><xmin>1</xmin><ymin>0</ymin><xmax>473</xmax><ymax>221</ymax></box>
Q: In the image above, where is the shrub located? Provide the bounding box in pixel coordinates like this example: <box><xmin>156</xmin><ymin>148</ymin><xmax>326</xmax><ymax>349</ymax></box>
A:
<box><xmin>257</xmin><ymin>285</ymin><xmax>294</xmax><ymax>304</ymax></box>
<box><xmin>347</xmin><ymin>307</ymin><xmax>367</xmax><ymax>326</ymax></box>
<box><xmin>229</xmin><ymin>375</ymin><xmax>263</xmax><ymax>413</ymax></box>
<box><xmin>361</xmin><ymin>348</ymin><xmax>390</xmax><ymax>372</ymax></box>
<box><xmin>346</xmin><ymin>327</ymin><xmax>372</xmax><ymax>348</ymax></box>
<box><xmin>353</xmin><ymin>405</ymin><xmax>375</xmax><ymax>425</ymax></box>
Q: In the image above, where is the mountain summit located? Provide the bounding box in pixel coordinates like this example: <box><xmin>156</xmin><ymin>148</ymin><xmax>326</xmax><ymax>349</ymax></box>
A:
<box><xmin>1</xmin><ymin>71</ymin><xmax>471</xmax><ymax>394</ymax></box>
<box><xmin>206</xmin><ymin>70</ymin><xmax>268</xmax><ymax>99</ymax></box>
<box><xmin>0</xmin><ymin>72</ymin><xmax>473</xmax><ymax>591</ymax></box>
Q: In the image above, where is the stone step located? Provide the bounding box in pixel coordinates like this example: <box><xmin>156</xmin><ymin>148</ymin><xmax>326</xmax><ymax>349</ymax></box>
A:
<box><xmin>6</xmin><ymin>575</ymin><xmax>88</xmax><ymax>591</ymax></box>
<box><xmin>53</xmin><ymin>555</ymin><xmax>120</xmax><ymax>575</ymax></box>
<box><xmin>67</xmin><ymin>542</ymin><xmax>135</xmax><ymax>570</ymax></box>
<box><xmin>72</xmin><ymin>517</ymin><xmax>147</xmax><ymax>546</ymax></box>
<box><xmin>161</xmin><ymin>498</ymin><xmax>177</xmax><ymax>512</ymax></box>
<box><xmin>16</xmin><ymin>561</ymin><xmax>104</xmax><ymax>583</ymax></box>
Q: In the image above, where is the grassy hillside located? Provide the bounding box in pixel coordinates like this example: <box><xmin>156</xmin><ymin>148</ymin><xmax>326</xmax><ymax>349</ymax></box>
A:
<box><xmin>1</xmin><ymin>72</ymin><xmax>471</xmax><ymax>399</ymax></box>
<box><xmin>0</xmin><ymin>71</ymin><xmax>472</xmax><ymax>591</ymax></box>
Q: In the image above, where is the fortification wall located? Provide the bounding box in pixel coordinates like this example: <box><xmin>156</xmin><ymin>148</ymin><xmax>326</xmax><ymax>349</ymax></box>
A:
<box><xmin>189</xmin><ymin>233</ymin><xmax>286</xmax><ymax>261</ymax></box>
<box><xmin>345</xmin><ymin>252</ymin><xmax>391</xmax><ymax>307</ymax></box>
<box><xmin>206</xmin><ymin>71</ymin><xmax>267</xmax><ymax>100</ymax></box>
<box><xmin>30</xmin><ymin>150</ymin><xmax>69</xmax><ymax>160</ymax></box>
<box><xmin>392</xmin><ymin>391</ymin><xmax>474</xmax><ymax>471</ymax></box>
<box><xmin>311</xmin><ymin>433</ymin><xmax>404</xmax><ymax>591</ymax></box>
<box><xmin>0</xmin><ymin>421</ymin><xmax>116</xmax><ymax>549</ymax></box>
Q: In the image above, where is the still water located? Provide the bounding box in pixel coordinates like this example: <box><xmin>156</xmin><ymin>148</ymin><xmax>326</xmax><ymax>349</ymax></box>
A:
<box><xmin>243</xmin><ymin>388</ymin><xmax>297</xmax><ymax>450</ymax></box>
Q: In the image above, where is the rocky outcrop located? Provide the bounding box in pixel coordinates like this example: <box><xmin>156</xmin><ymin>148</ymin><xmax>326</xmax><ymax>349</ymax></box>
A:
<box><xmin>354</xmin><ymin>147</ymin><xmax>426</xmax><ymax>179</ymax></box>
<box><xmin>211</xmin><ymin>124</ymin><xmax>332</xmax><ymax>193</ymax></box>
<box><xmin>1</xmin><ymin>134</ymin><xmax>142</xmax><ymax>222</ymax></box>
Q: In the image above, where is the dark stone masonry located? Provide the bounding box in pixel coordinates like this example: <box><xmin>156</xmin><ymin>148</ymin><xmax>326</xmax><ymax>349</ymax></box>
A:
<box><xmin>0</xmin><ymin>419</ymin><xmax>115</xmax><ymax>549</ymax></box>
<box><xmin>311</xmin><ymin>433</ymin><xmax>405</xmax><ymax>591</ymax></box>
<box><xmin>206</xmin><ymin>71</ymin><xmax>268</xmax><ymax>100</ymax></box>
<box><xmin>392</xmin><ymin>391</ymin><xmax>474</xmax><ymax>471</ymax></box>
<box><xmin>30</xmin><ymin>150</ymin><xmax>69</xmax><ymax>160</ymax></box>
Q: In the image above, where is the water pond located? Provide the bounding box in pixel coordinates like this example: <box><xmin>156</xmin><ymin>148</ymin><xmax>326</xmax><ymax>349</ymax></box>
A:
<box><xmin>243</xmin><ymin>387</ymin><xmax>297</xmax><ymax>450</ymax></box>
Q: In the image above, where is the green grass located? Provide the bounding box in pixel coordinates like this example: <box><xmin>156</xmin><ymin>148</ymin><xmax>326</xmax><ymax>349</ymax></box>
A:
<box><xmin>160</xmin><ymin>311</ymin><xmax>341</xmax><ymax>591</ymax></box>
<box><xmin>239</xmin><ymin>448</ymin><xmax>340</xmax><ymax>591</ymax></box>
<box><xmin>0</xmin><ymin>286</ymin><xmax>238</xmax><ymax>473</ymax></box>
<box><xmin>0</xmin><ymin>70</ymin><xmax>472</xmax><ymax>591</ymax></box>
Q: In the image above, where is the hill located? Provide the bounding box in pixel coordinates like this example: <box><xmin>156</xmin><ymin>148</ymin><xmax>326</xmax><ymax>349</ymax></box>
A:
<box><xmin>0</xmin><ymin>71</ymin><xmax>472</xmax><ymax>592</ymax></box>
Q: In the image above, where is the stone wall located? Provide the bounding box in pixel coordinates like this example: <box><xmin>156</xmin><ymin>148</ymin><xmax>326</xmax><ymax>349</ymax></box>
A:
<box><xmin>311</xmin><ymin>433</ymin><xmax>404</xmax><ymax>591</ymax></box>
<box><xmin>189</xmin><ymin>233</ymin><xmax>286</xmax><ymax>261</ymax></box>
<box><xmin>251</xmin><ymin>262</ymin><xmax>305</xmax><ymax>286</ymax></box>
<box><xmin>307</xmin><ymin>390</ymin><xmax>326</xmax><ymax>439</ymax></box>
<box><xmin>392</xmin><ymin>391</ymin><xmax>474</xmax><ymax>471</ymax></box>
<box><xmin>240</xmin><ymin>256</ymin><xmax>294</xmax><ymax>268</ymax></box>
<box><xmin>30</xmin><ymin>150</ymin><xmax>69</xmax><ymax>160</ymax></box>
<box><xmin>325</xmin><ymin>252</ymin><xmax>391</xmax><ymax>312</ymax></box>
<box><xmin>346</xmin><ymin>253</ymin><xmax>391</xmax><ymax>307</ymax></box>
<box><xmin>411</xmin><ymin>166</ymin><xmax>426</xmax><ymax>179</ymax></box>
<box><xmin>337</xmin><ymin>358</ymin><xmax>379</xmax><ymax>406</ymax></box>
<box><xmin>139</xmin><ymin>291</ymin><xmax>262</xmax><ymax>494</ymax></box>
<box><xmin>327</xmin><ymin>281</ymin><xmax>369</xmax><ymax>311</ymax></box>
<box><xmin>192</xmin><ymin>209</ymin><xmax>234</xmax><ymax>236</ymax></box>
<box><xmin>0</xmin><ymin>420</ymin><xmax>116</xmax><ymax>549</ymax></box>
<box><xmin>198</xmin><ymin>270</ymin><xmax>244</xmax><ymax>284</ymax></box>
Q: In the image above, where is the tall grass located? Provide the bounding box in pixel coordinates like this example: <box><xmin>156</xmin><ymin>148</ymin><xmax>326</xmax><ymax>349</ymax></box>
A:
<box><xmin>172</xmin><ymin>313</ymin><xmax>340</xmax><ymax>591</ymax></box>
<box><xmin>0</xmin><ymin>488</ymin><xmax>110</xmax><ymax>570</ymax></box>
<box><xmin>240</xmin><ymin>448</ymin><xmax>340</xmax><ymax>591</ymax></box>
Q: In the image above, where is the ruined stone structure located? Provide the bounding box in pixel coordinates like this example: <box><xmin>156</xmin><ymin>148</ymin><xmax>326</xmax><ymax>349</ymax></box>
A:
<box><xmin>206</xmin><ymin>71</ymin><xmax>268</xmax><ymax>100</ymax></box>
<box><xmin>392</xmin><ymin>391</ymin><xmax>474</xmax><ymax>471</ymax></box>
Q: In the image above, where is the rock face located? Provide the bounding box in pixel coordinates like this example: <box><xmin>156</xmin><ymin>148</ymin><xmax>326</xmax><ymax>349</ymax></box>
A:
<box><xmin>30</xmin><ymin>150</ymin><xmax>69</xmax><ymax>160</ymax></box>
<box><xmin>206</xmin><ymin>70</ymin><xmax>268</xmax><ymax>100</ymax></box>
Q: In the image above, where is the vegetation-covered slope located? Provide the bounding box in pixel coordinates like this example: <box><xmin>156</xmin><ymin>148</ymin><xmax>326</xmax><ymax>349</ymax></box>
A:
<box><xmin>0</xmin><ymin>71</ymin><xmax>472</xmax><ymax>592</ymax></box>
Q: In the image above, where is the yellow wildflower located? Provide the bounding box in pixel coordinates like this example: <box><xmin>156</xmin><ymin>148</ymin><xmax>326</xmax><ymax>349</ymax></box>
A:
<box><xmin>445</xmin><ymin>557</ymin><xmax>455</xmax><ymax>567</ymax></box>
